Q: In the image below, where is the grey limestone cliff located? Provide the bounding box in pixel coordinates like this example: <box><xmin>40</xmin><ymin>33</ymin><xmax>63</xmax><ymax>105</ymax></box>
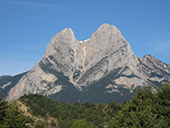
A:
<box><xmin>3</xmin><ymin>24</ymin><xmax>170</xmax><ymax>103</ymax></box>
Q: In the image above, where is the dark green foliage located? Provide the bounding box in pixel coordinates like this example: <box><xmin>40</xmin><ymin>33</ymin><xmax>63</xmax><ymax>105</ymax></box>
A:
<box><xmin>20</xmin><ymin>94</ymin><xmax>58</xmax><ymax>118</ymax></box>
<box><xmin>0</xmin><ymin>94</ymin><xmax>8</xmax><ymax>127</ymax></box>
<box><xmin>106</xmin><ymin>101</ymin><xmax>121</xmax><ymax>117</ymax></box>
<box><xmin>3</xmin><ymin>102</ymin><xmax>31</xmax><ymax>128</ymax></box>
<box><xmin>156</xmin><ymin>82</ymin><xmax>170</xmax><ymax>125</ymax></box>
<box><xmin>109</xmin><ymin>83</ymin><xmax>170</xmax><ymax>128</ymax></box>
<box><xmin>35</xmin><ymin>124</ymin><xmax>46</xmax><ymax>128</ymax></box>
<box><xmin>50</xmin><ymin>120</ymin><xmax>56</xmax><ymax>127</ymax></box>
<box><xmin>71</xmin><ymin>119</ymin><xmax>97</xmax><ymax>128</ymax></box>
<box><xmin>0</xmin><ymin>93</ymin><xmax>31</xmax><ymax>128</ymax></box>
<box><xmin>18</xmin><ymin>82</ymin><xmax>170</xmax><ymax>128</ymax></box>
<box><xmin>19</xmin><ymin>94</ymin><xmax>121</xmax><ymax>128</ymax></box>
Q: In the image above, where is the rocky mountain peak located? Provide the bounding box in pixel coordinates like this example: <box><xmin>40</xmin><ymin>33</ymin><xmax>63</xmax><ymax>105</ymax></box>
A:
<box><xmin>91</xmin><ymin>24</ymin><xmax>124</xmax><ymax>43</ymax></box>
<box><xmin>44</xmin><ymin>28</ymin><xmax>76</xmax><ymax>57</ymax></box>
<box><xmin>142</xmin><ymin>54</ymin><xmax>154</xmax><ymax>59</ymax></box>
<box><xmin>93</xmin><ymin>23</ymin><xmax>121</xmax><ymax>34</ymax></box>
<box><xmin>141</xmin><ymin>54</ymin><xmax>170</xmax><ymax>74</ymax></box>
<box><xmin>3</xmin><ymin>24</ymin><xmax>170</xmax><ymax>104</ymax></box>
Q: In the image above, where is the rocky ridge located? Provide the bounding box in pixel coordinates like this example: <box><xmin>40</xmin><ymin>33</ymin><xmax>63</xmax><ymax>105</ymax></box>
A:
<box><xmin>1</xmin><ymin>24</ymin><xmax>170</xmax><ymax>104</ymax></box>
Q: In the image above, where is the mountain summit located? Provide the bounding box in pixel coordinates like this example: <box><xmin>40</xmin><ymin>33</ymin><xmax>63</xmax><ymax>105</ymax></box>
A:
<box><xmin>1</xmin><ymin>24</ymin><xmax>170</xmax><ymax>103</ymax></box>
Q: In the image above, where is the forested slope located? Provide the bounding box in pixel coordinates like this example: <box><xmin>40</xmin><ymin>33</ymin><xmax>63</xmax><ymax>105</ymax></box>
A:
<box><xmin>0</xmin><ymin>82</ymin><xmax>170</xmax><ymax>128</ymax></box>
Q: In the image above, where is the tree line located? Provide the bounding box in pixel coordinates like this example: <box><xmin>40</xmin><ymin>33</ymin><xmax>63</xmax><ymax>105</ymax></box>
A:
<box><xmin>0</xmin><ymin>82</ymin><xmax>170</xmax><ymax>127</ymax></box>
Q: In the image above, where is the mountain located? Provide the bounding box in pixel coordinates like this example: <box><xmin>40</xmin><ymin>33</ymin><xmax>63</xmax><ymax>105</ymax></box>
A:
<box><xmin>0</xmin><ymin>72</ymin><xmax>27</xmax><ymax>98</ymax></box>
<box><xmin>1</xmin><ymin>24</ymin><xmax>170</xmax><ymax>104</ymax></box>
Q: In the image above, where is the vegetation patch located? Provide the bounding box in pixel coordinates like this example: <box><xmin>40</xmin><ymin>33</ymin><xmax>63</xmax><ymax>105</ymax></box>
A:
<box><xmin>0</xmin><ymin>82</ymin><xmax>170</xmax><ymax>127</ymax></box>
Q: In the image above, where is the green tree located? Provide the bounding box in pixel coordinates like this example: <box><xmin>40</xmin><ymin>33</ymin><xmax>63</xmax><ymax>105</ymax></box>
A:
<box><xmin>108</xmin><ymin>86</ymin><xmax>169</xmax><ymax>128</ymax></box>
<box><xmin>35</xmin><ymin>124</ymin><xmax>46</xmax><ymax>128</ymax></box>
<box><xmin>50</xmin><ymin>120</ymin><xmax>56</xmax><ymax>127</ymax></box>
<box><xmin>0</xmin><ymin>93</ymin><xmax>9</xmax><ymax>128</ymax></box>
<box><xmin>3</xmin><ymin>102</ymin><xmax>30</xmax><ymax>128</ymax></box>
<box><xmin>71</xmin><ymin>119</ymin><xmax>96</xmax><ymax>128</ymax></box>
<box><xmin>156</xmin><ymin>82</ymin><xmax>170</xmax><ymax>125</ymax></box>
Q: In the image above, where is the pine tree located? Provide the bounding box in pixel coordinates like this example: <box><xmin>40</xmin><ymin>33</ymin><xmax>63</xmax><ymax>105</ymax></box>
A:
<box><xmin>108</xmin><ymin>85</ymin><xmax>169</xmax><ymax>128</ymax></box>
<box><xmin>3</xmin><ymin>102</ymin><xmax>30</xmax><ymax>128</ymax></box>
<box><xmin>0</xmin><ymin>93</ymin><xmax>9</xmax><ymax>128</ymax></box>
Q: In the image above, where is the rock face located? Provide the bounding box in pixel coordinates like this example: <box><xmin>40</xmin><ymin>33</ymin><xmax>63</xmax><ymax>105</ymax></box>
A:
<box><xmin>1</xmin><ymin>24</ymin><xmax>170</xmax><ymax>104</ymax></box>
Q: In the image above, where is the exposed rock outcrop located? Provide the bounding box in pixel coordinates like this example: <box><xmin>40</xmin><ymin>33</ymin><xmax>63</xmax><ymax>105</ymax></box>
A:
<box><xmin>1</xmin><ymin>23</ymin><xmax>169</xmax><ymax>103</ymax></box>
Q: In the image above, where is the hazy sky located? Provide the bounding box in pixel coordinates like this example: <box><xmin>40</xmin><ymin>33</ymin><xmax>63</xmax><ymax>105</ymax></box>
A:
<box><xmin>0</xmin><ymin>0</ymin><xmax>170</xmax><ymax>76</ymax></box>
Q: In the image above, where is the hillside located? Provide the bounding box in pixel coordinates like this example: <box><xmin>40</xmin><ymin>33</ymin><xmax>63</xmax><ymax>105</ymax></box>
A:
<box><xmin>18</xmin><ymin>93</ymin><xmax>121</xmax><ymax>128</ymax></box>
<box><xmin>0</xmin><ymin>82</ymin><xmax>170</xmax><ymax>127</ymax></box>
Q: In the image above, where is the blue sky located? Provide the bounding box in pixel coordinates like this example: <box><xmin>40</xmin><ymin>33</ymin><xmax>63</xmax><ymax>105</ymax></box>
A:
<box><xmin>0</xmin><ymin>0</ymin><xmax>170</xmax><ymax>76</ymax></box>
